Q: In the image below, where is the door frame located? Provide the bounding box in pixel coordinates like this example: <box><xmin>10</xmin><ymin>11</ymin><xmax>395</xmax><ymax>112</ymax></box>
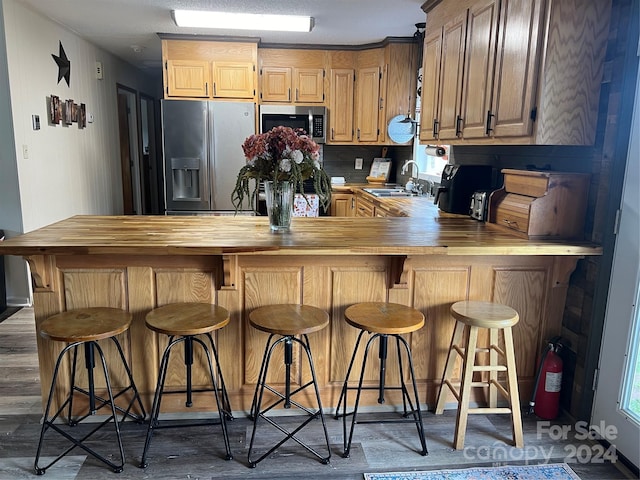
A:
<box><xmin>116</xmin><ymin>84</ymin><xmax>141</xmax><ymax>215</ymax></box>
<box><xmin>137</xmin><ymin>92</ymin><xmax>163</xmax><ymax>214</ymax></box>
<box><xmin>591</xmin><ymin>57</ymin><xmax>640</xmax><ymax>468</ymax></box>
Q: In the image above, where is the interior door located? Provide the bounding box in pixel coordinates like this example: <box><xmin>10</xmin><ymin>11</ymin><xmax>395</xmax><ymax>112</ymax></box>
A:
<box><xmin>591</xmin><ymin>64</ymin><xmax>640</xmax><ymax>470</ymax></box>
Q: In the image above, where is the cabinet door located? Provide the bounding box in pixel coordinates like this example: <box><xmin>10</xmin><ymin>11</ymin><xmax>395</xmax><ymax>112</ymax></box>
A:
<box><xmin>460</xmin><ymin>0</ymin><xmax>499</xmax><ymax>139</ymax></box>
<box><xmin>329</xmin><ymin>69</ymin><xmax>355</xmax><ymax>142</ymax></box>
<box><xmin>212</xmin><ymin>61</ymin><xmax>255</xmax><ymax>99</ymax></box>
<box><xmin>330</xmin><ymin>193</ymin><xmax>355</xmax><ymax>217</ymax></box>
<box><xmin>355</xmin><ymin>67</ymin><xmax>381</xmax><ymax>142</ymax></box>
<box><xmin>166</xmin><ymin>60</ymin><xmax>211</xmax><ymax>98</ymax></box>
<box><xmin>419</xmin><ymin>28</ymin><xmax>443</xmax><ymax>141</ymax></box>
<box><xmin>294</xmin><ymin>68</ymin><xmax>325</xmax><ymax>103</ymax></box>
<box><xmin>261</xmin><ymin>66</ymin><xmax>292</xmax><ymax>102</ymax></box>
<box><xmin>490</xmin><ymin>0</ymin><xmax>544</xmax><ymax>138</ymax></box>
<box><xmin>438</xmin><ymin>11</ymin><xmax>468</xmax><ymax>140</ymax></box>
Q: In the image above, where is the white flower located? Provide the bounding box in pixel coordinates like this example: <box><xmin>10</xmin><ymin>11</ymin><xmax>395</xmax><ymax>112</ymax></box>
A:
<box><xmin>314</xmin><ymin>160</ymin><xmax>320</xmax><ymax>169</ymax></box>
<box><xmin>291</xmin><ymin>150</ymin><xmax>304</xmax><ymax>164</ymax></box>
<box><xmin>279</xmin><ymin>158</ymin><xmax>292</xmax><ymax>172</ymax></box>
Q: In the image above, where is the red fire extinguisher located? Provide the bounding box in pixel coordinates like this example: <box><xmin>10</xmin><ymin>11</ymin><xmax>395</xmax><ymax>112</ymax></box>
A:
<box><xmin>530</xmin><ymin>337</ymin><xmax>564</xmax><ymax>419</ymax></box>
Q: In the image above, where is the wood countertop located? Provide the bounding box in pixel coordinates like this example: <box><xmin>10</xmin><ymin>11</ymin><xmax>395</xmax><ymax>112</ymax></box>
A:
<box><xmin>333</xmin><ymin>183</ymin><xmax>449</xmax><ymax>217</ymax></box>
<box><xmin>0</xmin><ymin>212</ymin><xmax>602</xmax><ymax>257</ymax></box>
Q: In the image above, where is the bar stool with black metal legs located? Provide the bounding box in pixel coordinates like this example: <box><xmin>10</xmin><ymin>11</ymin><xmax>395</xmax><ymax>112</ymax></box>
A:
<box><xmin>140</xmin><ymin>303</ymin><xmax>233</xmax><ymax>468</ymax></box>
<box><xmin>34</xmin><ymin>308</ymin><xmax>146</xmax><ymax>475</ymax></box>
<box><xmin>247</xmin><ymin>304</ymin><xmax>331</xmax><ymax>468</ymax></box>
<box><xmin>335</xmin><ymin>302</ymin><xmax>428</xmax><ymax>458</ymax></box>
<box><xmin>435</xmin><ymin>300</ymin><xmax>523</xmax><ymax>450</ymax></box>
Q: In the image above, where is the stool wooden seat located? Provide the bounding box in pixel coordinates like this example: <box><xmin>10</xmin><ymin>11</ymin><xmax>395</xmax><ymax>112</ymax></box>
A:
<box><xmin>140</xmin><ymin>303</ymin><xmax>233</xmax><ymax>468</ymax></box>
<box><xmin>435</xmin><ymin>300</ymin><xmax>523</xmax><ymax>450</ymax></box>
<box><xmin>336</xmin><ymin>302</ymin><xmax>428</xmax><ymax>458</ymax></box>
<box><xmin>34</xmin><ymin>308</ymin><xmax>145</xmax><ymax>475</ymax></box>
<box><xmin>248</xmin><ymin>304</ymin><xmax>331</xmax><ymax>468</ymax></box>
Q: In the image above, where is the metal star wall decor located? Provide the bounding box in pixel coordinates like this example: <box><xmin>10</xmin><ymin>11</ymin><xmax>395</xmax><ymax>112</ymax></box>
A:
<box><xmin>51</xmin><ymin>41</ymin><xmax>70</xmax><ymax>86</ymax></box>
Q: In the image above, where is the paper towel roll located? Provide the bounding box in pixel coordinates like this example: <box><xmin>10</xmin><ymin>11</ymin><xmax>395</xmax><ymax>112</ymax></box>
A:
<box><xmin>425</xmin><ymin>146</ymin><xmax>446</xmax><ymax>157</ymax></box>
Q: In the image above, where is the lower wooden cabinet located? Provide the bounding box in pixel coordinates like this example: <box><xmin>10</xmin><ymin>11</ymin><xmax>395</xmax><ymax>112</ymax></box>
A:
<box><xmin>330</xmin><ymin>193</ymin><xmax>355</xmax><ymax>216</ymax></box>
<box><xmin>355</xmin><ymin>193</ymin><xmax>375</xmax><ymax>217</ymax></box>
<box><xmin>30</xmin><ymin>252</ymin><xmax>578</xmax><ymax>414</ymax></box>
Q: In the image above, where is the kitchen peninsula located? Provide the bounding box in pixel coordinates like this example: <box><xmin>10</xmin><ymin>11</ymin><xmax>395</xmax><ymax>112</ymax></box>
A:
<box><xmin>0</xmin><ymin>211</ymin><xmax>601</xmax><ymax>415</ymax></box>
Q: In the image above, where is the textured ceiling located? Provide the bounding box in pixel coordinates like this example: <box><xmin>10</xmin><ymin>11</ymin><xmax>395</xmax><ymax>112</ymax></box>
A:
<box><xmin>17</xmin><ymin>0</ymin><xmax>426</xmax><ymax>74</ymax></box>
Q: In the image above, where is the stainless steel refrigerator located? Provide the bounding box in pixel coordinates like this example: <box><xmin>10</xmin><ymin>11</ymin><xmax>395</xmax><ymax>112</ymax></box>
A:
<box><xmin>161</xmin><ymin>100</ymin><xmax>255</xmax><ymax>215</ymax></box>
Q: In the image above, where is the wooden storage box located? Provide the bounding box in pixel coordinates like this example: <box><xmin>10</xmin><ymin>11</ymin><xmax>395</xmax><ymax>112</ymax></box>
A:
<box><xmin>487</xmin><ymin>169</ymin><xmax>590</xmax><ymax>239</ymax></box>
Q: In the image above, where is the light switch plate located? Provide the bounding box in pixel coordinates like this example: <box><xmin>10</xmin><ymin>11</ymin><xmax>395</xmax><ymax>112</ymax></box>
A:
<box><xmin>355</xmin><ymin>158</ymin><xmax>363</xmax><ymax>170</ymax></box>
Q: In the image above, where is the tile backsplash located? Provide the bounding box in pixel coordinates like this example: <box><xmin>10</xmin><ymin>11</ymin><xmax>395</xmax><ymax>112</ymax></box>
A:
<box><xmin>322</xmin><ymin>145</ymin><xmax>412</xmax><ymax>184</ymax></box>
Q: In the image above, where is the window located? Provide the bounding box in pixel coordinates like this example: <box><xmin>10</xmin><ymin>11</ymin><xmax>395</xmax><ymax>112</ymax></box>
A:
<box><xmin>413</xmin><ymin>141</ymin><xmax>449</xmax><ymax>183</ymax></box>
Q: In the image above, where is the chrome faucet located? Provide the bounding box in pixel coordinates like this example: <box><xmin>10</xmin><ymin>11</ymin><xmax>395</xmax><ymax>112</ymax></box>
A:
<box><xmin>401</xmin><ymin>160</ymin><xmax>420</xmax><ymax>178</ymax></box>
<box><xmin>401</xmin><ymin>160</ymin><xmax>421</xmax><ymax>194</ymax></box>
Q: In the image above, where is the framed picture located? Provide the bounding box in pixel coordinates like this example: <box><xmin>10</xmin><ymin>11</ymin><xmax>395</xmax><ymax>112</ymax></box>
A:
<box><xmin>71</xmin><ymin>103</ymin><xmax>78</xmax><ymax>123</ymax></box>
<box><xmin>49</xmin><ymin>95</ymin><xmax>61</xmax><ymax>124</ymax></box>
<box><xmin>48</xmin><ymin>95</ymin><xmax>56</xmax><ymax>124</ymax></box>
<box><xmin>64</xmin><ymin>99</ymin><xmax>73</xmax><ymax>125</ymax></box>
<box><xmin>55</xmin><ymin>97</ymin><xmax>62</xmax><ymax>124</ymax></box>
<box><xmin>79</xmin><ymin>103</ymin><xmax>86</xmax><ymax>129</ymax></box>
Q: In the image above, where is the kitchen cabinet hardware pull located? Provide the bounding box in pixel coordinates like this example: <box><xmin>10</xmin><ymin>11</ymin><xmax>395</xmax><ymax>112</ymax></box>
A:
<box><xmin>455</xmin><ymin>115</ymin><xmax>463</xmax><ymax>137</ymax></box>
<box><xmin>213</xmin><ymin>83</ymin><xmax>217</xmax><ymax>96</ymax></box>
<box><xmin>357</xmin><ymin>129</ymin><xmax>360</xmax><ymax>140</ymax></box>
<box><xmin>485</xmin><ymin>110</ymin><xmax>495</xmax><ymax>135</ymax></box>
<box><xmin>288</xmin><ymin>88</ymin><xmax>291</xmax><ymax>102</ymax></box>
<box><xmin>433</xmin><ymin>119</ymin><xmax>439</xmax><ymax>137</ymax></box>
<box><xmin>379</xmin><ymin>98</ymin><xmax>384</xmax><ymax>110</ymax></box>
<box><xmin>503</xmin><ymin>219</ymin><xmax>519</xmax><ymax>229</ymax></box>
<box><xmin>331</xmin><ymin>128</ymin><xmax>334</xmax><ymax>140</ymax></box>
<box><xmin>205</xmin><ymin>83</ymin><xmax>208</xmax><ymax>96</ymax></box>
<box><xmin>296</xmin><ymin>88</ymin><xmax>299</xmax><ymax>101</ymax></box>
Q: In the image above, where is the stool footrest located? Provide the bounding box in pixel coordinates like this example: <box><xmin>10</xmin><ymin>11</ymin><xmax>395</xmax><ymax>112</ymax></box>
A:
<box><xmin>468</xmin><ymin>407</ymin><xmax>513</xmax><ymax>414</ymax></box>
<box><xmin>473</xmin><ymin>365</ymin><xmax>507</xmax><ymax>372</ymax></box>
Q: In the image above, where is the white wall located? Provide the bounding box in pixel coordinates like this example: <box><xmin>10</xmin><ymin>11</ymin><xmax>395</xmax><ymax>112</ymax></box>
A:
<box><xmin>0</xmin><ymin>0</ymin><xmax>159</xmax><ymax>304</ymax></box>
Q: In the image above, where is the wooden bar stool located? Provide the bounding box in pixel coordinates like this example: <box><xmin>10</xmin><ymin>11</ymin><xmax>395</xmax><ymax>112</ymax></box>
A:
<box><xmin>34</xmin><ymin>308</ymin><xmax>146</xmax><ymax>475</ymax></box>
<box><xmin>435</xmin><ymin>300</ymin><xmax>524</xmax><ymax>449</ymax></box>
<box><xmin>247</xmin><ymin>304</ymin><xmax>331</xmax><ymax>467</ymax></box>
<box><xmin>140</xmin><ymin>303</ymin><xmax>233</xmax><ymax>468</ymax></box>
<box><xmin>335</xmin><ymin>302</ymin><xmax>428</xmax><ymax>458</ymax></box>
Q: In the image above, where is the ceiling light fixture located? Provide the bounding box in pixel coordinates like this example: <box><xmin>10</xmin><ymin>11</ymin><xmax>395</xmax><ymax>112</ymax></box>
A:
<box><xmin>172</xmin><ymin>10</ymin><xmax>314</xmax><ymax>33</ymax></box>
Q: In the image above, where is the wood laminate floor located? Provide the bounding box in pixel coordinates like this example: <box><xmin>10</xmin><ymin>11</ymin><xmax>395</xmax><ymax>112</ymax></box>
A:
<box><xmin>0</xmin><ymin>308</ymin><xmax>635</xmax><ymax>480</ymax></box>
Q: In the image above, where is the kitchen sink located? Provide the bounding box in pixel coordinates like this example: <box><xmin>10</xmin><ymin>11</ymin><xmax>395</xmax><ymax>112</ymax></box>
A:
<box><xmin>363</xmin><ymin>188</ymin><xmax>416</xmax><ymax>197</ymax></box>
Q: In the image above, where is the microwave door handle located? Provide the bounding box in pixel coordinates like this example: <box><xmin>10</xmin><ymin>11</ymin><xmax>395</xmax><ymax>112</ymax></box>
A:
<box><xmin>309</xmin><ymin>110</ymin><xmax>313</xmax><ymax>140</ymax></box>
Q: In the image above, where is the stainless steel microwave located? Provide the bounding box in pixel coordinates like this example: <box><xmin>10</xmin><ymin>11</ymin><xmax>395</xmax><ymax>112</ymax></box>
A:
<box><xmin>259</xmin><ymin>105</ymin><xmax>326</xmax><ymax>143</ymax></box>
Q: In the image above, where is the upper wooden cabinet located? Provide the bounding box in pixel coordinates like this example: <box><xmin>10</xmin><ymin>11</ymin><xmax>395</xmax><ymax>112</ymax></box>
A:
<box><xmin>419</xmin><ymin>0</ymin><xmax>611</xmax><ymax>145</ymax></box>
<box><xmin>161</xmin><ymin>38</ymin><xmax>258</xmax><ymax>101</ymax></box>
<box><xmin>259</xmin><ymin>49</ymin><xmax>326</xmax><ymax>103</ymax></box>
<box><xmin>355</xmin><ymin>64</ymin><xmax>382</xmax><ymax>142</ymax></box>
<box><xmin>261</xmin><ymin>66</ymin><xmax>325</xmax><ymax>103</ymax></box>
<box><xmin>212</xmin><ymin>62</ymin><xmax>255</xmax><ymax>98</ymax></box>
<box><xmin>328</xmin><ymin>42</ymin><xmax>417</xmax><ymax>145</ymax></box>
<box><xmin>329</xmin><ymin>66</ymin><xmax>355</xmax><ymax>142</ymax></box>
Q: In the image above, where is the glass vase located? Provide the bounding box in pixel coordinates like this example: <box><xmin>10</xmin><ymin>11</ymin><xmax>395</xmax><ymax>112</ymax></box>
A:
<box><xmin>264</xmin><ymin>180</ymin><xmax>293</xmax><ymax>232</ymax></box>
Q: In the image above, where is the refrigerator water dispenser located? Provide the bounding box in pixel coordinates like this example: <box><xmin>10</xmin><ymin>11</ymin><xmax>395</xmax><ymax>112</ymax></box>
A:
<box><xmin>171</xmin><ymin>157</ymin><xmax>201</xmax><ymax>201</ymax></box>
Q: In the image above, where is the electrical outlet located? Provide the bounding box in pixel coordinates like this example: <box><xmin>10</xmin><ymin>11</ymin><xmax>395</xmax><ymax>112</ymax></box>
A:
<box><xmin>355</xmin><ymin>158</ymin><xmax>363</xmax><ymax>170</ymax></box>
